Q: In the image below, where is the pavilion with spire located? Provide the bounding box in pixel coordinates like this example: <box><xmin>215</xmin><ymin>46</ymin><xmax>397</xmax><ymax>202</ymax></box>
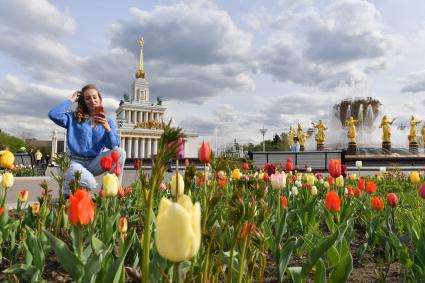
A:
<box><xmin>115</xmin><ymin>38</ymin><xmax>166</xmax><ymax>159</ymax></box>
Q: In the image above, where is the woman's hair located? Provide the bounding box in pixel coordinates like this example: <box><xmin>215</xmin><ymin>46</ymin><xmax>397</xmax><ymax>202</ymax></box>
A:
<box><xmin>75</xmin><ymin>84</ymin><xmax>103</xmax><ymax>122</ymax></box>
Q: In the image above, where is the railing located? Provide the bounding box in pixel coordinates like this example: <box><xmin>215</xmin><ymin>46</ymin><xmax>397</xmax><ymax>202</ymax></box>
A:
<box><xmin>251</xmin><ymin>150</ymin><xmax>344</xmax><ymax>171</ymax></box>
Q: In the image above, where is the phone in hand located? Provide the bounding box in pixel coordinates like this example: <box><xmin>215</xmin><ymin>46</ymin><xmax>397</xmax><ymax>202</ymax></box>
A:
<box><xmin>94</xmin><ymin>106</ymin><xmax>104</xmax><ymax>115</ymax></box>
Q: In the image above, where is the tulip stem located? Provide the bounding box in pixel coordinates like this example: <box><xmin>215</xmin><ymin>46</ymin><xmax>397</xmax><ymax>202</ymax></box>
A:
<box><xmin>237</xmin><ymin>234</ymin><xmax>249</xmax><ymax>283</ymax></box>
<box><xmin>173</xmin><ymin>262</ymin><xmax>181</xmax><ymax>283</ymax></box>
<box><xmin>175</xmin><ymin>159</ymin><xmax>179</xmax><ymax>202</ymax></box>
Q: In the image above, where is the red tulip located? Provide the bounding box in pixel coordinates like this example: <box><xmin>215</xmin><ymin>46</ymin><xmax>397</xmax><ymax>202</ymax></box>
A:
<box><xmin>68</xmin><ymin>189</ymin><xmax>95</xmax><ymax>226</ymax></box>
<box><xmin>419</xmin><ymin>183</ymin><xmax>425</xmax><ymax>199</ymax></box>
<box><xmin>353</xmin><ymin>188</ymin><xmax>361</xmax><ymax>196</ymax></box>
<box><xmin>357</xmin><ymin>177</ymin><xmax>365</xmax><ymax>190</ymax></box>
<box><xmin>328</xmin><ymin>176</ymin><xmax>334</xmax><ymax>185</ymax></box>
<box><xmin>328</xmin><ymin>160</ymin><xmax>341</xmax><ymax>178</ymax></box>
<box><xmin>285</xmin><ymin>158</ymin><xmax>293</xmax><ymax>172</ymax></box>
<box><xmin>134</xmin><ymin>159</ymin><xmax>141</xmax><ymax>170</ymax></box>
<box><xmin>243</xmin><ymin>163</ymin><xmax>249</xmax><ymax>170</ymax></box>
<box><xmin>365</xmin><ymin>181</ymin><xmax>377</xmax><ymax>194</ymax></box>
<box><xmin>371</xmin><ymin>197</ymin><xmax>384</xmax><ymax>211</ymax></box>
<box><xmin>100</xmin><ymin>156</ymin><xmax>113</xmax><ymax>171</ymax></box>
<box><xmin>0</xmin><ymin>207</ymin><xmax>5</xmax><ymax>216</ymax></box>
<box><xmin>387</xmin><ymin>193</ymin><xmax>398</xmax><ymax>207</ymax></box>
<box><xmin>198</xmin><ymin>141</ymin><xmax>211</xmax><ymax>164</ymax></box>
<box><xmin>114</xmin><ymin>162</ymin><xmax>122</xmax><ymax>176</ymax></box>
<box><xmin>111</xmin><ymin>150</ymin><xmax>120</xmax><ymax>162</ymax></box>
<box><xmin>325</xmin><ymin>191</ymin><xmax>341</xmax><ymax>213</ymax></box>
<box><xmin>281</xmin><ymin>196</ymin><xmax>288</xmax><ymax>208</ymax></box>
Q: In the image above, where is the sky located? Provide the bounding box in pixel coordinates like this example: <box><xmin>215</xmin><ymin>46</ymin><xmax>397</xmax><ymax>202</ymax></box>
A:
<box><xmin>1</xmin><ymin>0</ymin><xmax>425</xmax><ymax>151</ymax></box>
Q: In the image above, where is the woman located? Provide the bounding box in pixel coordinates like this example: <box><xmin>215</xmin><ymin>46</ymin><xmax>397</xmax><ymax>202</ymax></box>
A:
<box><xmin>48</xmin><ymin>84</ymin><xmax>126</xmax><ymax>197</ymax></box>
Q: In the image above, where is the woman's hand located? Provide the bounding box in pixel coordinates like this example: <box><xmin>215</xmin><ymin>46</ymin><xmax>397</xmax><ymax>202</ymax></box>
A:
<box><xmin>71</xmin><ymin>91</ymin><xmax>81</xmax><ymax>103</ymax></box>
<box><xmin>94</xmin><ymin>112</ymin><xmax>111</xmax><ymax>132</ymax></box>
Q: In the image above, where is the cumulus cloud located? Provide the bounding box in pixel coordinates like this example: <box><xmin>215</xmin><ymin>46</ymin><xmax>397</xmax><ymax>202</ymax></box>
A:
<box><xmin>105</xmin><ymin>1</ymin><xmax>255</xmax><ymax>102</ymax></box>
<box><xmin>257</xmin><ymin>0</ymin><xmax>395</xmax><ymax>88</ymax></box>
<box><xmin>0</xmin><ymin>0</ymin><xmax>80</xmax><ymax>82</ymax></box>
<box><xmin>401</xmin><ymin>70</ymin><xmax>425</xmax><ymax>93</ymax></box>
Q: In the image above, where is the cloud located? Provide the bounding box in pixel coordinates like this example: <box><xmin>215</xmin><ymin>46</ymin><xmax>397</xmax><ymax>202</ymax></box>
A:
<box><xmin>105</xmin><ymin>1</ymin><xmax>255</xmax><ymax>102</ymax></box>
<box><xmin>401</xmin><ymin>70</ymin><xmax>425</xmax><ymax>93</ymax></box>
<box><xmin>0</xmin><ymin>0</ymin><xmax>80</xmax><ymax>82</ymax></box>
<box><xmin>257</xmin><ymin>0</ymin><xmax>395</xmax><ymax>88</ymax></box>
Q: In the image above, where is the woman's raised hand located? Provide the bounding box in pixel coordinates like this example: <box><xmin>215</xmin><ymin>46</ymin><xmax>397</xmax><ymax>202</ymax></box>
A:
<box><xmin>71</xmin><ymin>91</ymin><xmax>81</xmax><ymax>103</ymax></box>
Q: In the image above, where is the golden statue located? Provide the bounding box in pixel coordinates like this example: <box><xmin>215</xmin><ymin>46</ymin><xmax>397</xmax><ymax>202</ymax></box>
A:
<box><xmin>379</xmin><ymin>115</ymin><xmax>395</xmax><ymax>143</ymax></box>
<box><xmin>136</xmin><ymin>37</ymin><xmax>146</xmax><ymax>79</ymax></box>
<box><xmin>408</xmin><ymin>115</ymin><xmax>421</xmax><ymax>143</ymax></box>
<box><xmin>312</xmin><ymin>120</ymin><xmax>328</xmax><ymax>145</ymax></box>
<box><xmin>296</xmin><ymin>123</ymin><xmax>307</xmax><ymax>147</ymax></box>
<box><xmin>288</xmin><ymin>126</ymin><xmax>295</xmax><ymax>146</ymax></box>
<box><xmin>345</xmin><ymin>116</ymin><xmax>359</xmax><ymax>143</ymax></box>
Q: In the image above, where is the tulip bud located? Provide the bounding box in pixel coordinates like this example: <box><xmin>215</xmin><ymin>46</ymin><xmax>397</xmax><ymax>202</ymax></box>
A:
<box><xmin>324</xmin><ymin>181</ymin><xmax>330</xmax><ymax>188</ymax></box>
<box><xmin>0</xmin><ymin>207</ymin><xmax>5</xmax><ymax>216</ymax></box>
<box><xmin>355</xmin><ymin>161</ymin><xmax>362</xmax><ymax>169</ymax></box>
<box><xmin>291</xmin><ymin>186</ymin><xmax>298</xmax><ymax>196</ymax></box>
<box><xmin>111</xmin><ymin>150</ymin><xmax>120</xmax><ymax>162</ymax></box>
<box><xmin>134</xmin><ymin>159</ymin><xmax>141</xmax><ymax>170</ymax></box>
<box><xmin>410</xmin><ymin>172</ymin><xmax>420</xmax><ymax>184</ymax></box>
<box><xmin>336</xmin><ymin>176</ymin><xmax>344</xmax><ymax>188</ymax></box>
<box><xmin>349</xmin><ymin>174</ymin><xmax>357</xmax><ymax>181</ymax></box>
<box><xmin>2</xmin><ymin>172</ymin><xmax>14</xmax><ymax>189</ymax></box>
<box><xmin>100</xmin><ymin>156</ymin><xmax>113</xmax><ymax>171</ymax></box>
<box><xmin>232</xmin><ymin>168</ymin><xmax>241</xmax><ymax>181</ymax></box>
<box><xmin>379</xmin><ymin>167</ymin><xmax>386</xmax><ymax>173</ymax></box>
<box><xmin>258</xmin><ymin>172</ymin><xmax>264</xmax><ymax>181</ymax></box>
<box><xmin>306</xmin><ymin>167</ymin><xmax>312</xmax><ymax>173</ymax></box>
<box><xmin>117</xmin><ymin>217</ymin><xmax>128</xmax><ymax>233</ymax></box>
<box><xmin>198</xmin><ymin>141</ymin><xmax>211</xmax><ymax>164</ymax></box>
<box><xmin>0</xmin><ymin>150</ymin><xmax>15</xmax><ymax>169</ymax></box>
<box><xmin>270</xmin><ymin>172</ymin><xmax>287</xmax><ymax>189</ymax></box>
<box><xmin>17</xmin><ymin>190</ymin><xmax>28</xmax><ymax>202</ymax></box>
<box><xmin>306</xmin><ymin>174</ymin><xmax>315</xmax><ymax>186</ymax></box>
<box><xmin>171</xmin><ymin>174</ymin><xmax>184</xmax><ymax>196</ymax></box>
<box><xmin>311</xmin><ymin>186</ymin><xmax>318</xmax><ymax>195</ymax></box>
<box><xmin>32</xmin><ymin>203</ymin><xmax>40</xmax><ymax>216</ymax></box>
<box><xmin>419</xmin><ymin>183</ymin><xmax>425</xmax><ymax>199</ymax></box>
<box><xmin>155</xmin><ymin>195</ymin><xmax>201</xmax><ymax>262</ymax></box>
<box><xmin>114</xmin><ymin>162</ymin><xmax>122</xmax><ymax>177</ymax></box>
<box><xmin>295</xmin><ymin>180</ymin><xmax>302</xmax><ymax>188</ymax></box>
<box><xmin>387</xmin><ymin>193</ymin><xmax>399</xmax><ymax>207</ymax></box>
<box><xmin>243</xmin><ymin>163</ymin><xmax>249</xmax><ymax>170</ymax></box>
<box><xmin>103</xmin><ymin>173</ymin><xmax>119</xmax><ymax>197</ymax></box>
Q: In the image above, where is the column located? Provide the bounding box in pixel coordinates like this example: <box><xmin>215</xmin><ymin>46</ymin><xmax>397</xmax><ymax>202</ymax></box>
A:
<box><xmin>146</xmin><ymin>138</ymin><xmax>151</xmax><ymax>158</ymax></box>
<box><xmin>121</xmin><ymin>137</ymin><xmax>125</xmax><ymax>149</ymax></box>
<box><xmin>140</xmin><ymin>138</ymin><xmax>145</xmax><ymax>158</ymax></box>
<box><xmin>144</xmin><ymin>111</ymin><xmax>148</xmax><ymax>122</ymax></box>
<box><xmin>153</xmin><ymin>138</ymin><xmax>158</xmax><ymax>155</ymax></box>
<box><xmin>138</xmin><ymin>111</ymin><xmax>142</xmax><ymax>123</ymax></box>
<box><xmin>63</xmin><ymin>132</ymin><xmax>67</xmax><ymax>153</ymax></box>
<box><xmin>126</xmin><ymin>137</ymin><xmax>132</xmax><ymax>158</ymax></box>
<box><xmin>134</xmin><ymin>138</ymin><xmax>139</xmax><ymax>158</ymax></box>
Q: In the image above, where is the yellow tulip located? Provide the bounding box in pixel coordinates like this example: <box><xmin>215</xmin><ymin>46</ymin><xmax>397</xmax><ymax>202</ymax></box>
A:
<box><xmin>0</xmin><ymin>150</ymin><xmax>15</xmax><ymax>169</ymax></box>
<box><xmin>349</xmin><ymin>174</ymin><xmax>357</xmax><ymax>181</ymax></box>
<box><xmin>155</xmin><ymin>195</ymin><xmax>201</xmax><ymax>262</ymax></box>
<box><xmin>324</xmin><ymin>181</ymin><xmax>330</xmax><ymax>189</ymax></box>
<box><xmin>171</xmin><ymin>174</ymin><xmax>184</xmax><ymax>196</ymax></box>
<box><xmin>103</xmin><ymin>173</ymin><xmax>119</xmax><ymax>197</ymax></box>
<box><xmin>32</xmin><ymin>203</ymin><xmax>40</xmax><ymax>215</ymax></box>
<box><xmin>232</xmin><ymin>168</ymin><xmax>241</xmax><ymax>181</ymax></box>
<box><xmin>18</xmin><ymin>190</ymin><xmax>28</xmax><ymax>202</ymax></box>
<box><xmin>306</xmin><ymin>174</ymin><xmax>315</xmax><ymax>186</ymax></box>
<box><xmin>258</xmin><ymin>173</ymin><xmax>264</xmax><ymax>180</ymax></box>
<box><xmin>410</xmin><ymin>171</ymin><xmax>420</xmax><ymax>184</ymax></box>
<box><xmin>336</xmin><ymin>176</ymin><xmax>344</xmax><ymax>188</ymax></box>
<box><xmin>311</xmin><ymin>186</ymin><xmax>318</xmax><ymax>196</ymax></box>
<box><xmin>2</xmin><ymin>172</ymin><xmax>14</xmax><ymax>189</ymax></box>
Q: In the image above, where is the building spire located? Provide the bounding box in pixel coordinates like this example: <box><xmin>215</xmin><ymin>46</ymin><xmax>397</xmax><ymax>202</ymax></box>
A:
<box><xmin>136</xmin><ymin>37</ymin><xmax>146</xmax><ymax>79</ymax></box>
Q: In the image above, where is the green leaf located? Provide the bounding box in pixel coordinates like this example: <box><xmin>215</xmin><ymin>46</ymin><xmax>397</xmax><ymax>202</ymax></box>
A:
<box><xmin>327</xmin><ymin>245</ymin><xmax>340</xmax><ymax>268</ymax></box>
<box><xmin>3</xmin><ymin>264</ymin><xmax>44</xmax><ymax>282</ymax></box>
<box><xmin>277</xmin><ymin>237</ymin><xmax>304</xmax><ymax>282</ymax></box>
<box><xmin>313</xmin><ymin>259</ymin><xmax>326</xmax><ymax>283</ymax></box>
<box><xmin>43</xmin><ymin>229</ymin><xmax>84</xmax><ymax>280</ymax></box>
<box><xmin>301</xmin><ymin>229</ymin><xmax>339</xmax><ymax>276</ymax></box>
<box><xmin>329</xmin><ymin>249</ymin><xmax>353</xmax><ymax>283</ymax></box>
<box><xmin>81</xmin><ymin>245</ymin><xmax>112</xmax><ymax>283</ymax></box>
<box><xmin>288</xmin><ymin>266</ymin><xmax>304</xmax><ymax>283</ymax></box>
<box><xmin>27</xmin><ymin>227</ymin><xmax>45</xmax><ymax>272</ymax></box>
<box><xmin>105</xmin><ymin>228</ymin><xmax>136</xmax><ymax>283</ymax></box>
<box><xmin>91</xmin><ymin>235</ymin><xmax>106</xmax><ymax>253</ymax></box>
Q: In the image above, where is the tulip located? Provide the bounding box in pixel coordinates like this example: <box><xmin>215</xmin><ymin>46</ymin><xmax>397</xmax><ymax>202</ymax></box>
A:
<box><xmin>357</xmin><ymin>178</ymin><xmax>365</xmax><ymax>190</ymax></box>
<box><xmin>0</xmin><ymin>150</ymin><xmax>15</xmax><ymax>169</ymax></box>
<box><xmin>168</xmin><ymin>138</ymin><xmax>185</xmax><ymax>159</ymax></box>
<box><xmin>117</xmin><ymin>217</ymin><xmax>128</xmax><ymax>233</ymax></box>
<box><xmin>198</xmin><ymin>141</ymin><xmax>211</xmax><ymax>164</ymax></box>
<box><xmin>258</xmin><ymin>172</ymin><xmax>264</xmax><ymax>181</ymax></box>
<box><xmin>171</xmin><ymin>174</ymin><xmax>184</xmax><ymax>196</ymax></box>
<box><xmin>270</xmin><ymin>172</ymin><xmax>287</xmax><ymax>189</ymax></box>
<box><xmin>118</xmin><ymin>186</ymin><xmax>125</xmax><ymax>198</ymax></box>
<box><xmin>295</xmin><ymin>180</ymin><xmax>302</xmax><ymax>188</ymax></box>
<box><xmin>111</xmin><ymin>150</ymin><xmax>120</xmax><ymax>162</ymax></box>
<box><xmin>387</xmin><ymin>193</ymin><xmax>398</xmax><ymax>207</ymax></box>
<box><xmin>349</xmin><ymin>174</ymin><xmax>357</xmax><ymax>181</ymax></box>
<box><xmin>336</xmin><ymin>176</ymin><xmax>344</xmax><ymax>188</ymax></box>
<box><xmin>281</xmin><ymin>196</ymin><xmax>288</xmax><ymax>208</ymax></box>
<box><xmin>346</xmin><ymin>187</ymin><xmax>354</xmax><ymax>197</ymax></box>
<box><xmin>306</xmin><ymin>174</ymin><xmax>315</xmax><ymax>186</ymax></box>
<box><xmin>341</xmin><ymin>164</ymin><xmax>347</xmax><ymax>177</ymax></box>
<box><xmin>328</xmin><ymin>160</ymin><xmax>341</xmax><ymax>178</ymax></box>
<box><xmin>419</xmin><ymin>183</ymin><xmax>425</xmax><ymax>199</ymax></box>
<box><xmin>263</xmin><ymin>172</ymin><xmax>270</xmax><ymax>182</ymax></box>
<box><xmin>355</xmin><ymin>161</ymin><xmax>362</xmax><ymax>169</ymax></box>
<box><xmin>68</xmin><ymin>189</ymin><xmax>95</xmax><ymax>226</ymax></box>
<box><xmin>184</xmin><ymin>159</ymin><xmax>190</xmax><ymax>167</ymax></box>
<box><xmin>114</xmin><ymin>162</ymin><xmax>122</xmax><ymax>176</ymax></box>
<box><xmin>232</xmin><ymin>168</ymin><xmax>241</xmax><ymax>181</ymax></box>
<box><xmin>155</xmin><ymin>195</ymin><xmax>201</xmax><ymax>262</ymax></box>
<box><xmin>100</xmin><ymin>156</ymin><xmax>113</xmax><ymax>171</ymax></box>
<box><xmin>353</xmin><ymin>188</ymin><xmax>361</xmax><ymax>196</ymax></box>
<box><xmin>311</xmin><ymin>186</ymin><xmax>318</xmax><ymax>195</ymax></box>
<box><xmin>365</xmin><ymin>181</ymin><xmax>377</xmax><ymax>194</ymax></box>
<box><xmin>306</xmin><ymin>167</ymin><xmax>312</xmax><ymax>173</ymax></box>
<box><xmin>0</xmin><ymin>207</ymin><xmax>4</xmax><ymax>216</ymax></box>
<box><xmin>134</xmin><ymin>159</ymin><xmax>141</xmax><ymax>170</ymax></box>
<box><xmin>324</xmin><ymin>181</ymin><xmax>330</xmax><ymax>189</ymax></box>
<box><xmin>291</xmin><ymin>186</ymin><xmax>298</xmax><ymax>196</ymax></box>
<box><xmin>371</xmin><ymin>197</ymin><xmax>384</xmax><ymax>211</ymax></box>
<box><xmin>328</xmin><ymin>176</ymin><xmax>334</xmax><ymax>185</ymax></box>
<box><xmin>241</xmin><ymin>221</ymin><xmax>255</xmax><ymax>239</ymax></box>
<box><xmin>32</xmin><ymin>203</ymin><xmax>40</xmax><ymax>215</ymax></box>
<box><xmin>2</xmin><ymin>172</ymin><xmax>14</xmax><ymax>189</ymax></box>
<box><xmin>17</xmin><ymin>190</ymin><xmax>28</xmax><ymax>202</ymax></box>
<box><xmin>285</xmin><ymin>159</ymin><xmax>293</xmax><ymax>172</ymax></box>
<box><xmin>410</xmin><ymin>172</ymin><xmax>420</xmax><ymax>184</ymax></box>
<box><xmin>325</xmin><ymin>191</ymin><xmax>341</xmax><ymax>213</ymax></box>
<box><xmin>103</xmin><ymin>173</ymin><xmax>119</xmax><ymax>197</ymax></box>
<box><xmin>243</xmin><ymin>163</ymin><xmax>249</xmax><ymax>170</ymax></box>
<box><xmin>379</xmin><ymin>167</ymin><xmax>386</xmax><ymax>173</ymax></box>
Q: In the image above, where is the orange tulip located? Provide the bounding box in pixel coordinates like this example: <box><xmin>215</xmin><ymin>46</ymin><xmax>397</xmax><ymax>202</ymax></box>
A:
<box><xmin>0</xmin><ymin>207</ymin><xmax>5</xmax><ymax>216</ymax></box>
<box><xmin>325</xmin><ymin>191</ymin><xmax>341</xmax><ymax>213</ymax></box>
<box><xmin>198</xmin><ymin>141</ymin><xmax>211</xmax><ymax>164</ymax></box>
<box><xmin>365</xmin><ymin>181</ymin><xmax>377</xmax><ymax>194</ymax></box>
<box><xmin>117</xmin><ymin>217</ymin><xmax>128</xmax><ymax>233</ymax></box>
<box><xmin>328</xmin><ymin>160</ymin><xmax>341</xmax><ymax>178</ymax></box>
<box><xmin>68</xmin><ymin>189</ymin><xmax>95</xmax><ymax>226</ymax></box>
<box><xmin>370</xmin><ymin>197</ymin><xmax>384</xmax><ymax>211</ymax></box>
<box><xmin>281</xmin><ymin>196</ymin><xmax>288</xmax><ymax>208</ymax></box>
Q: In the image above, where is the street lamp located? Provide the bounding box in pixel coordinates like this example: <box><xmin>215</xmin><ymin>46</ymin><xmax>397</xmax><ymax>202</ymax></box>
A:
<box><xmin>259</xmin><ymin>128</ymin><xmax>268</xmax><ymax>152</ymax></box>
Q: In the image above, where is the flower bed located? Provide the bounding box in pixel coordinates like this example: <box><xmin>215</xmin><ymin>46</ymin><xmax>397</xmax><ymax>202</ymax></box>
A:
<box><xmin>1</xmin><ymin>128</ymin><xmax>425</xmax><ymax>282</ymax></box>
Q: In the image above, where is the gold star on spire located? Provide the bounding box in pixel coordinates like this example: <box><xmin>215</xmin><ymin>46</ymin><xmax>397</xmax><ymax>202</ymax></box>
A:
<box><xmin>136</xmin><ymin>37</ymin><xmax>146</xmax><ymax>79</ymax></box>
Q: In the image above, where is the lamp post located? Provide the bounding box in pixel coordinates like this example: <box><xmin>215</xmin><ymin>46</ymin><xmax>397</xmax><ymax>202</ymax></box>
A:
<box><xmin>260</xmin><ymin>128</ymin><xmax>268</xmax><ymax>152</ymax></box>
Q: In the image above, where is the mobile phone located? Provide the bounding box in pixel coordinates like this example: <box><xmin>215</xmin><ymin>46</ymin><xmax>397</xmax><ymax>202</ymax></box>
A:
<box><xmin>94</xmin><ymin>106</ymin><xmax>104</xmax><ymax>114</ymax></box>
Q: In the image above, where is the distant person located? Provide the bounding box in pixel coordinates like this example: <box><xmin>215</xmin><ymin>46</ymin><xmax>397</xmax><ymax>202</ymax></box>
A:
<box><xmin>35</xmin><ymin>149</ymin><xmax>43</xmax><ymax>164</ymax></box>
<box><xmin>290</xmin><ymin>137</ymin><xmax>300</xmax><ymax>152</ymax></box>
<box><xmin>48</xmin><ymin>84</ymin><xmax>126</xmax><ymax>197</ymax></box>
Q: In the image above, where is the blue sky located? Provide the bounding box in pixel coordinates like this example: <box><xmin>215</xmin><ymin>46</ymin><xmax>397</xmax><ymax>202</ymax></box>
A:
<box><xmin>1</xmin><ymin>0</ymin><xmax>425</xmax><ymax>150</ymax></box>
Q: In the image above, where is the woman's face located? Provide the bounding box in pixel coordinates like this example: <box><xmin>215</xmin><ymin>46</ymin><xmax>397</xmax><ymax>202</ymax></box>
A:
<box><xmin>83</xmin><ymin>88</ymin><xmax>101</xmax><ymax>112</ymax></box>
